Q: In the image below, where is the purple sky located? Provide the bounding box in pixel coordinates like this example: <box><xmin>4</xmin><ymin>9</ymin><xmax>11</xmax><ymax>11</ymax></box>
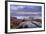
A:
<box><xmin>10</xmin><ymin>5</ymin><xmax>42</xmax><ymax>16</ymax></box>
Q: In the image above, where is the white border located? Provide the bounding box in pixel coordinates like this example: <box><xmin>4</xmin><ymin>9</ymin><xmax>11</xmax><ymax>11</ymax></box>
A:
<box><xmin>7</xmin><ymin>2</ymin><xmax>44</xmax><ymax>32</ymax></box>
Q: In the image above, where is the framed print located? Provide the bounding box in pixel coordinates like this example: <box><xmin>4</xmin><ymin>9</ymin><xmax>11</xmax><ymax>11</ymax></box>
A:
<box><xmin>5</xmin><ymin>1</ymin><xmax>45</xmax><ymax>33</ymax></box>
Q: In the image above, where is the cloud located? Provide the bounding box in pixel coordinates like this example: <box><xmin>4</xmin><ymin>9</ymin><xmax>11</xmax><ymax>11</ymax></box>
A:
<box><xmin>10</xmin><ymin>5</ymin><xmax>41</xmax><ymax>11</ymax></box>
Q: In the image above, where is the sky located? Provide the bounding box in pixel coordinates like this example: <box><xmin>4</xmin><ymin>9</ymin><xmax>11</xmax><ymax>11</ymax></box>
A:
<box><xmin>10</xmin><ymin>5</ymin><xmax>42</xmax><ymax>16</ymax></box>
<box><xmin>10</xmin><ymin>5</ymin><xmax>42</xmax><ymax>12</ymax></box>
